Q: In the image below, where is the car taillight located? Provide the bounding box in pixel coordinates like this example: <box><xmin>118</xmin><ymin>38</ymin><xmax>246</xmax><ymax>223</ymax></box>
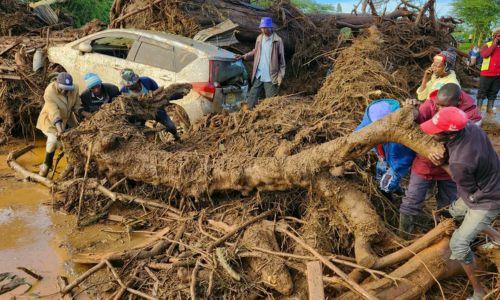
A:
<box><xmin>192</xmin><ymin>82</ymin><xmax>216</xmax><ymax>101</ymax></box>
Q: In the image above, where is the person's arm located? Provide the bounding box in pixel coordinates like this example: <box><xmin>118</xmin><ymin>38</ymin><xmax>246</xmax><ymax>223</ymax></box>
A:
<box><xmin>416</xmin><ymin>68</ymin><xmax>433</xmax><ymax>101</ymax></box>
<box><xmin>480</xmin><ymin>40</ymin><xmax>498</xmax><ymax>58</ymax></box>
<box><xmin>278</xmin><ymin>39</ymin><xmax>286</xmax><ymax>86</ymax></box>
<box><xmin>109</xmin><ymin>84</ymin><xmax>121</xmax><ymax>100</ymax></box>
<box><xmin>79</xmin><ymin>92</ymin><xmax>92</xmax><ymax>118</ymax></box>
<box><xmin>44</xmin><ymin>91</ymin><xmax>62</xmax><ymax>128</ymax></box>
<box><xmin>415</xmin><ymin>98</ymin><xmax>433</xmax><ymax>124</ymax></box>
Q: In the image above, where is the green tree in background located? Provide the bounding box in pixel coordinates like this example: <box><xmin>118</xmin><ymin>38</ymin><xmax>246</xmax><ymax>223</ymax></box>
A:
<box><xmin>55</xmin><ymin>0</ymin><xmax>114</xmax><ymax>27</ymax></box>
<box><xmin>252</xmin><ymin>0</ymin><xmax>335</xmax><ymax>12</ymax></box>
<box><xmin>336</xmin><ymin>3</ymin><xmax>342</xmax><ymax>13</ymax></box>
<box><xmin>452</xmin><ymin>0</ymin><xmax>500</xmax><ymax>46</ymax></box>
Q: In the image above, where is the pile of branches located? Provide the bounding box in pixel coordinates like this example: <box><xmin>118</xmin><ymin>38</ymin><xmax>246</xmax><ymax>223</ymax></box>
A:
<box><xmin>6</xmin><ymin>23</ymin><xmax>492</xmax><ymax>299</ymax></box>
<box><xmin>108</xmin><ymin>0</ymin><xmax>472</xmax><ymax>94</ymax></box>
<box><xmin>5</xmin><ymin>0</ymin><xmax>496</xmax><ymax>298</ymax></box>
<box><xmin>0</xmin><ymin>18</ymin><xmax>104</xmax><ymax>144</ymax></box>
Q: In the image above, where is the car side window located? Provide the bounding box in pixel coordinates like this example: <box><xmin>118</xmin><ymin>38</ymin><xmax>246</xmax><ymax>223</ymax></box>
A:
<box><xmin>90</xmin><ymin>36</ymin><xmax>135</xmax><ymax>59</ymax></box>
<box><xmin>134</xmin><ymin>42</ymin><xmax>175</xmax><ymax>72</ymax></box>
<box><xmin>175</xmin><ymin>48</ymin><xmax>197</xmax><ymax>72</ymax></box>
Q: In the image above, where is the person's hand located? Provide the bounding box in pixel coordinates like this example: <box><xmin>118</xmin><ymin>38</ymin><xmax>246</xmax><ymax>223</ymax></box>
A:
<box><xmin>234</xmin><ymin>54</ymin><xmax>243</xmax><ymax>60</ymax></box>
<box><xmin>428</xmin><ymin>150</ymin><xmax>444</xmax><ymax>166</ymax></box>
<box><xmin>277</xmin><ymin>76</ymin><xmax>283</xmax><ymax>87</ymax></box>
<box><xmin>81</xmin><ymin>111</ymin><xmax>92</xmax><ymax>119</ymax></box>
<box><xmin>423</xmin><ymin>67</ymin><xmax>433</xmax><ymax>80</ymax></box>
<box><xmin>404</xmin><ymin>98</ymin><xmax>419</xmax><ymax>107</ymax></box>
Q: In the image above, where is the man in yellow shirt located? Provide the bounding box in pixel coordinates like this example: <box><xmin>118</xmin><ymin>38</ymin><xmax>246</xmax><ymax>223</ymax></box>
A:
<box><xmin>36</xmin><ymin>72</ymin><xmax>82</xmax><ymax>177</ymax></box>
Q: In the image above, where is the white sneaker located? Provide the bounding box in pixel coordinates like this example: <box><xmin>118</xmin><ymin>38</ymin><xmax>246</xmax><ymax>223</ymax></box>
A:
<box><xmin>39</xmin><ymin>163</ymin><xmax>50</xmax><ymax>177</ymax></box>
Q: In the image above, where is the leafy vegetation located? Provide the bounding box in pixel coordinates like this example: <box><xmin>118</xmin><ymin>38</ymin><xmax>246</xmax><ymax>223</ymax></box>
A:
<box><xmin>452</xmin><ymin>0</ymin><xmax>500</xmax><ymax>46</ymax></box>
<box><xmin>252</xmin><ymin>0</ymin><xmax>336</xmax><ymax>12</ymax></box>
<box><xmin>55</xmin><ymin>0</ymin><xmax>114</xmax><ymax>27</ymax></box>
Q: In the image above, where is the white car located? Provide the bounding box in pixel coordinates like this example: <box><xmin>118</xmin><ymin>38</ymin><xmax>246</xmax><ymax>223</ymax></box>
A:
<box><xmin>47</xmin><ymin>29</ymin><xmax>248</xmax><ymax>125</ymax></box>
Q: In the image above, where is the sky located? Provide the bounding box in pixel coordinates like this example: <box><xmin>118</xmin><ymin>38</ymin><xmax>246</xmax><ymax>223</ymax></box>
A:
<box><xmin>316</xmin><ymin>0</ymin><xmax>454</xmax><ymax>16</ymax></box>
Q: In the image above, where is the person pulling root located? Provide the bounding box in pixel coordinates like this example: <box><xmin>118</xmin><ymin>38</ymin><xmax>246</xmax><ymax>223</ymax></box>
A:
<box><xmin>36</xmin><ymin>72</ymin><xmax>82</xmax><ymax>177</ymax></box>
<box><xmin>422</xmin><ymin>107</ymin><xmax>500</xmax><ymax>300</ymax></box>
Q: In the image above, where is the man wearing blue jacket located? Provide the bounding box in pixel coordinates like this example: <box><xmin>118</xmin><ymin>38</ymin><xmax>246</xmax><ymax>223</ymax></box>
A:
<box><xmin>356</xmin><ymin>99</ymin><xmax>416</xmax><ymax>194</ymax></box>
<box><xmin>120</xmin><ymin>69</ymin><xmax>180</xmax><ymax>141</ymax></box>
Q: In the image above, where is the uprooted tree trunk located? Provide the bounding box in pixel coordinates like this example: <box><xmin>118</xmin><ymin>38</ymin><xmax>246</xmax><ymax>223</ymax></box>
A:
<box><xmin>62</xmin><ymin>97</ymin><xmax>443</xmax><ymax>199</ymax></box>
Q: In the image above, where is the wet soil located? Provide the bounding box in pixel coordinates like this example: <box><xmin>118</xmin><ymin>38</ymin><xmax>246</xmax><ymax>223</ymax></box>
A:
<box><xmin>0</xmin><ymin>141</ymin><xmax>149</xmax><ymax>298</ymax></box>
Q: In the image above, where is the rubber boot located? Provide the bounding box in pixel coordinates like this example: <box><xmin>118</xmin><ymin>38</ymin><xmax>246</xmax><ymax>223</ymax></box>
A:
<box><xmin>39</xmin><ymin>151</ymin><xmax>55</xmax><ymax>177</ymax></box>
<box><xmin>399</xmin><ymin>212</ymin><xmax>415</xmax><ymax>240</ymax></box>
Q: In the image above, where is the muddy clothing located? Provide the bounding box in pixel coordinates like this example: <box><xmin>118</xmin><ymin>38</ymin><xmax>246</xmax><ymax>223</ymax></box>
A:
<box><xmin>449</xmin><ymin>198</ymin><xmax>500</xmax><ymax>264</ymax></box>
<box><xmin>120</xmin><ymin>77</ymin><xmax>178</xmax><ymax>138</ymax></box>
<box><xmin>36</xmin><ymin>81</ymin><xmax>81</xmax><ymax>135</ymax></box>
<box><xmin>413</xmin><ymin>90</ymin><xmax>482</xmax><ymax>181</ymax></box>
<box><xmin>416</xmin><ymin>70</ymin><xmax>460</xmax><ymax>101</ymax></box>
<box><xmin>80</xmin><ymin>83</ymin><xmax>120</xmax><ymax>114</ymax></box>
<box><xmin>356</xmin><ymin>99</ymin><xmax>415</xmax><ymax>192</ymax></box>
<box><xmin>446</xmin><ymin>122</ymin><xmax>500</xmax><ymax>210</ymax></box>
<box><xmin>246</xmin><ymin>77</ymin><xmax>279</xmax><ymax>108</ymax></box>
<box><xmin>120</xmin><ymin>77</ymin><xmax>158</xmax><ymax>95</ymax></box>
<box><xmin>400</xmin><ymin>172</ymin><xmax>457</xmax><ymax>216</ymax></box>
<box><xmin>243</xmin><ymin>33</ymin><xmax>286</xmax><ymax>86</ymax></box>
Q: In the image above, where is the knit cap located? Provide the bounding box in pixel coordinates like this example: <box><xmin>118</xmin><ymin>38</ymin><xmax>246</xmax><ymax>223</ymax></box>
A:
<box><xmin>84</xmin><ymin>73</ymin><xmax>102</xmax><ymax>89</ymax></box>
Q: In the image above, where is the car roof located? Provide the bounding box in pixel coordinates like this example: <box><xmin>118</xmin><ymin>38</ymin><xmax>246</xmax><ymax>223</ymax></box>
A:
<box><xmin>72</xmin><ymin>29</ymin><xmax>236</xmax><ymax>60</ymax></box>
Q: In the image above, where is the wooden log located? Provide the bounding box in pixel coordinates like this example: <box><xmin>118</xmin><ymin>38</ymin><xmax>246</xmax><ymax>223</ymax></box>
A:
<box><xmin>306</xmin><ymin>261</ymin><xmax>325</xmax><ymax>300</ymax></box>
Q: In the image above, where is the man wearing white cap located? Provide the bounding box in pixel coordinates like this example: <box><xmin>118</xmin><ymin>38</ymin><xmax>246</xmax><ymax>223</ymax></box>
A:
<box><xmin>236</xmin><ymin>17</ymin><xmax>286</xmax><ymax>109</ymax></box>
<box><xmin>36</xmin><ymin>72</ymin><xmax>82</xmax><ymax>177</ymax></box>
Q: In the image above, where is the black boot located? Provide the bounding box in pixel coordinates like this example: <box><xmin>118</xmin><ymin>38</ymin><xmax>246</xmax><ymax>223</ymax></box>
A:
<box><xmin>399</xmin><ymin>212</ymin><xmax>415</xmax><ymax>240</ymax></box>
<box><xmin>39</xmin><ymin>151</ymin><xmax>55</xmax><ymax>177</ymax></box>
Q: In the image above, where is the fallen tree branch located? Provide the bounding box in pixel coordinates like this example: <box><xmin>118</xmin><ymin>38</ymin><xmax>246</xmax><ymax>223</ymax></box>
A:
<box><xmin>61</xmin><ymin>260</ymin><xmax>106</xmax><ymax>295</ymax></box>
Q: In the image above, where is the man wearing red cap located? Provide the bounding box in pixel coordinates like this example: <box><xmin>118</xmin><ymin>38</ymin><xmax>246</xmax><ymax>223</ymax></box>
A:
<box><xmin>399</xmin><ymin>83</ymin><xmax>482</xmax><ymax>237</ymax></box>
<box><xmin>422</xmin><ymin>107</ymin><xmax>500</xmax><ymax>300</ymax></box>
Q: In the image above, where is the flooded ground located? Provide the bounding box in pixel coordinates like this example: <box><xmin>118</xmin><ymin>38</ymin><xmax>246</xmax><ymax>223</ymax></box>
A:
<box><xmin>0</xmin><ymin>140</ymin><xmax>75</xmax><ymax>298</ymax></box>
<box><xmin>0</xmin><ymin>140</ymin><xmax>156</xmax><ymax>298</ymax></box>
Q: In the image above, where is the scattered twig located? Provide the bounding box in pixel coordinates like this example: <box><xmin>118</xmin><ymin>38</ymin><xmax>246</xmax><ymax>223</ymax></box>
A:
<box><xmin>61</xmin><ymin>260</ymin><xmax>106</xmax><ymax>295</ymax></box>
<box><xmin>216</xmin><ymin>247</ymin><xmax>241</xmax><ymax>281</ymax></box>
<box><xmin>17</xmin><ymin>267</ymin><xmax>43</xmax><ymax>280</ymax></box>
<box><xmin>77</xmin><ymin>141</ymin><xmax>93</xmax><ymax>223</ymax></box>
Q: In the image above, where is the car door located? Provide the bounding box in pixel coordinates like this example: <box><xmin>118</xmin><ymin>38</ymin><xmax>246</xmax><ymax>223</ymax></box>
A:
<box><xmin>128</xmin><ymin>37</ymin><xmax>177</xmax><ymax>87</ymax></box>
<box><xmin>72</xmin><ymin>32</ymin><xmax>140</xmax><ymax>88</ymax></box>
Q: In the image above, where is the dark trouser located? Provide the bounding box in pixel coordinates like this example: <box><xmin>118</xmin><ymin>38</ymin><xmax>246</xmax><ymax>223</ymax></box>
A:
<box><xmin>156</xmin><ymin>108</ymin><xmax>178</xmax><ymax>136</ymax></box>
<box><xmin>246</xmin><ymin>77</ymin><xmax>279</xmax><ymax>109</ymax></box>
<box><xmin>477</xmin><ymin>75</ymin><xmax>500</xmax><ymax>112</ymax></box>
<box><xmin>400</xmin><ymin>172</ymin><xmax>457</xmax><ymax>216</ymax></box>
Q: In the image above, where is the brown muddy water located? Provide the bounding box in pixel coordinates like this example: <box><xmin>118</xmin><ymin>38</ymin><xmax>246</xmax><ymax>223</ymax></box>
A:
<box><xmin>0</xmin><ymin>140</ymin><xmax>154</xmax><ymax>299</ymax></box>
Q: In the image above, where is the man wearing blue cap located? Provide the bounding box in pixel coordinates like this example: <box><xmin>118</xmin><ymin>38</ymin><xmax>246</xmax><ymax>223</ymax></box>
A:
<box><xmin>236</xmin><ymin>17</ymin><xmax>286</xmax><ymax>109</ymax></box>
<box><xmin>36</xmin><ymin>72</ymin><xmax>82</xmax><ymax>177</ymax></box>
<box><xmin>80</xmin><ymin>73</ymin><xmax>120</xmax><ymax>118</ymax></box>
<box><xmin>355</xmin><ymin>99</ymin><xmax>415</xmax><ymax>195</ymax></box>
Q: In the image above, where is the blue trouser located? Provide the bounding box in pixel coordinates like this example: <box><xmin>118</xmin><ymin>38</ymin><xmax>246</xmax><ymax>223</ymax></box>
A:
<box><xmin>449</xmin><ymin>198</ymin><xmax>500</xmax><ymax>264</ymax></box>
<box><xmin>400</xmin><ymin>172</ymin><xmax>457</xmax><ymax>216</ymax></box>
<box><xmin>156</xmin><ymin>108</ymin><xmax>178</xmax><ymax>136</ymax></box>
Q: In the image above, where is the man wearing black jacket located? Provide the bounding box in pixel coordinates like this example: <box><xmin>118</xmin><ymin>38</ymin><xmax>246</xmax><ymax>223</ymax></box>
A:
<box><xmin>422</xmin><ymin>107</ymin><xmax>500</xmax><ymax>300</ymax></box>
<box><xmin>80</xmin><ymin>73</ymin><xmax>120</xmax><ymax>118</ymax></box>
